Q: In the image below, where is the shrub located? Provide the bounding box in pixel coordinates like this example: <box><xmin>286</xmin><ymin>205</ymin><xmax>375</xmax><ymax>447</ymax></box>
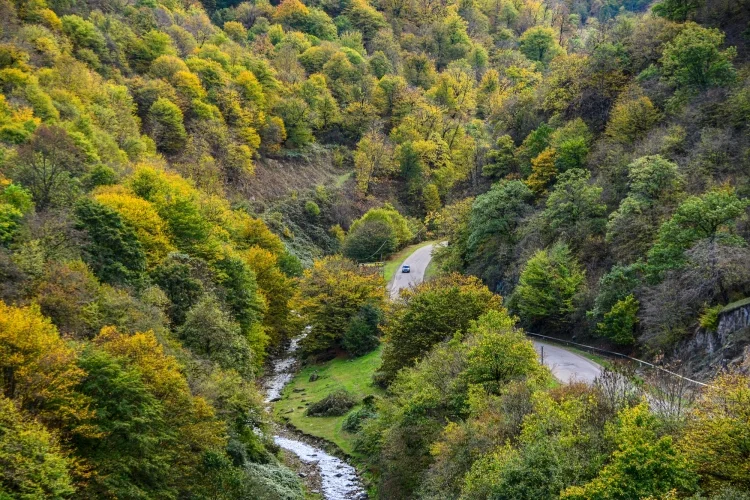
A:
<box><xmin>305</xmin><ymin>390</ymin><xmax>356</xmax><ymax>417</ymax></box>
<box><xmin>698</xmin><ymin>304</ymin><xmax>723</xmax><ymax>332</ymax></box>
<box><xmin>342</xmin><ymin>402</ymin><xmax>377</xmax><ymax>433</ymax></box>
<box><xmin>304</xmin><ymin>200</ymin><xmax>320</xmax><ymax>217</ymax></box>
<box><xmin>245</xmin><ymin>462</ymin><xmax>305</xmax><ymax>499</ymax></box>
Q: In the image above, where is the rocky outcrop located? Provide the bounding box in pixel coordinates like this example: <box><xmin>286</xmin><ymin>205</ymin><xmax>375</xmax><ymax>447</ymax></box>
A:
<box><xmin>675</xmin><ymin>300</ymin><xmax>750</xmax><ymax>379</ymax></box>
<box><xmin>718</xmin><ymin>301</ymin><xmax>750</xmax><ymax>339</ymax></box>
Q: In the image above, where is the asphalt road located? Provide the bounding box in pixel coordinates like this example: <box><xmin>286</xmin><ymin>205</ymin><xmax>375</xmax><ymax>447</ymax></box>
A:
<box><xmin>391</xmin><ymin>243</ymin><xmax>603</xmax><ymax>384</ymax></box>
<box><xmin>533</xmin><ymin>341</ymin><xmax>602</xmax><ymax>384</ymax></box>
<box><xmin>389</xmin><ymin>243</ymin><xmax>438</xmax><ymax>299</ymax></box>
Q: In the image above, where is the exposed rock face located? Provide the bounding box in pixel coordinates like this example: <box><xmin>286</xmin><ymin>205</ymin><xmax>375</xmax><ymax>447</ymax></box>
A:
<box><xmin>718</xmin><ymin>303</ymin><xmax>750</xmax><ymax>339</ymax></box>
<box><xmin>675</xmin><ymin>302</ymin><xmax>750</xmax><ymax>379</ymax></box>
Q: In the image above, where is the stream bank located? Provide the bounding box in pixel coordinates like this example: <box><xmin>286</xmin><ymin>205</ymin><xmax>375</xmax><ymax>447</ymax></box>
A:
<box><xmin>264</xmin><ymin>335</ymin><xmax>367</xmax><ymax>500</ymax></box>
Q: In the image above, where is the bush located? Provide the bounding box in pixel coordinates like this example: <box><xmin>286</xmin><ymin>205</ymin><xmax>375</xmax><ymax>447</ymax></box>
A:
<box><xmin>304</xmin><ymin>200</ymin><xmax>320</xmax><ymax>217</ymax></box>
<box><xmin>305</xmin><ymin>390</ymin><xmax>356</xmax><ymax>417</ymax></box>
<box><xmin>699</xmin><ymin>304</ymin><xmax>723</xmax><ymax>332</ymax></box>
<box><xmin>245</xmin><ymin>462</ymin><xmax>305</xmax><ymax>499</ymax></box>
<box><xmin>342</xmin><ymin>402</ymin><xmax>377</xmax><ymax>433</ymax></box>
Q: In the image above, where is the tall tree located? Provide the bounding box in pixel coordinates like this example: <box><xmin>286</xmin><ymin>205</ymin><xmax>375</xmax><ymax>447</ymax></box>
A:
<box><xmin>294</xmin><ymin>256</ymin><xmax>385</xmax><ymax>355</ymax></box>
<box><xmin>10</xmin><ymin>126</ymin><xmax>86</xmax><ymax>210</ymax></box>
<box><xmin>513</xmin><ymin>244</ymin><xmax>585</xmax><ymax>331</ymax></box>
<box><xmin>660</xmin><ymin>23</ymin><xmax>736</xmax><ymax>91</ymax></box>
<box><xmin>378</xmin><ymin>273</ymin><xmax>503</xmax><ymax>385</ymax></box>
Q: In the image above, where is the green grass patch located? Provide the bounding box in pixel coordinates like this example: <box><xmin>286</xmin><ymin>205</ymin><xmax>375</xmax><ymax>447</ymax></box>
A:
<box><xmin>334</xmin><ymin>171</ymin><xmax>352</xmax><ymax>187</ymax></box>
<box><xmin>565</xmin><ymin>346</ymin><xmax>611</xmax><ymax>368</ymax></box>
<box><xmin>274</xmin><ymin>346</ymin><xmax>384</xmax><ymax>456</ymax></box>
<box><xmin>383</xmin><ymin>240</ymin><xmax>436</xmax><ymax>284</ymax></box>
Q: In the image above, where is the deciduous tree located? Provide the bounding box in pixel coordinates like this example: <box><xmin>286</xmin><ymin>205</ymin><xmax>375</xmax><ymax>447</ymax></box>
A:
<box><xmin>295</xmin><ymin>256</ymin><xmax>385</xmax><ymax>354</ymax></box>
<box><xmin>513</xmin><ymin>244</ymin><xmax>584</xmax><ymax>330</ymax></box>
<box><xmin>378</xmin><ymin>273</ymin><xmax>503</xmax><ymax>385</ymax></box>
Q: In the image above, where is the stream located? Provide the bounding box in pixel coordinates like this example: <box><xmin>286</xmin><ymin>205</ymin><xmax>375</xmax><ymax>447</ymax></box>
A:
<box><xmin>264</xmin><ymin>334</ymin><xmax>367</xmax><ymax>500</ymax></box>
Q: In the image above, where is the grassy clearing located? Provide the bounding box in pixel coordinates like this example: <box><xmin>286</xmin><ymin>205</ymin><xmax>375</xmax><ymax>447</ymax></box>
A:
<box><xmin>274</xmin><ymin>346</ymin><xmax>384</xmax><ymax>456</ymax></box>
<box><xmin>383</xmin><ymin>240</ymin><xmax>436</xmax><ymax>284</ymax></box>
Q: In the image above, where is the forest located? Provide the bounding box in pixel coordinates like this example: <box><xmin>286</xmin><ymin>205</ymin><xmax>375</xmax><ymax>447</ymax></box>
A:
<box><xmin>0</xmin><ymin>0</ymin><xmax>748</xmax><ymax>497</ymax></box>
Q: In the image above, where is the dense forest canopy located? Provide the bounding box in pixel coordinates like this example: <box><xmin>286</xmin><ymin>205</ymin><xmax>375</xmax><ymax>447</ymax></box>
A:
<box><xmin>0</xmin><ymin>0</ymin><xmax>748</xmax><ymax>497</ymax></box>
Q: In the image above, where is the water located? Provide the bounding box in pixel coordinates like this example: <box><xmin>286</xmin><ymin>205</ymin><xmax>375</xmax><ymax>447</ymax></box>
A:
<box><xmin>273</xmin><ymin>436</ymin><xmax>366</xmax><ymax>499</ymax></box>
<box><xmin>264</xmin><ymin>333</ymin><xmax>367</xmax><ymax>500</ymax></box>
<box><xmin>264</xmin><ymin>335</ymin><xmax>305</xmax><ymax>403</ymax></box>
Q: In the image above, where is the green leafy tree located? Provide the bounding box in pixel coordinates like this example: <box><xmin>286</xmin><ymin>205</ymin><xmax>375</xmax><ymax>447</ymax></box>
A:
<box><xmin>211</xmin><ymin>254</ymin><xmax>266</xmax><ymax>356</ymax></box>
<box><xmin>589</xmin><ymin>264</ymin><xmax>643</xmax><ymax>325</ymax></box>
<box><xmin>562</xmin><ymin>404</ymin><xmax>697</xmax><ymax>499</ymax></box>
<box><xmin>432</xmin><ymin>10</ymin><xmax>472</xmax><ymax>69</ymax></box>
<box><xmin>9</xmin><ymin>125</ymin><xmax>86</xmax><ymax>210</ymax></box>
<box><xmin>482</xmin><ymin>135</ymin><xmax>516</xmax><ymax>178</ymax></box>
<box><xmin>468</xmin><ymin>182</ymin><xmax>534</xmax><ymax>251</ymax></box>
<box><xmin>74</xmin><ymin>348</ymin><xmax>174</xmax><ymax>499</ymax></box>
<box><xmin>606</xmin><ymin>156</ymin><xmax>683</xmax><ymax>263</ymax></box>
<box><xmin>348</xmin><ymin>205</ymin><xmax>412</xmax><ymax>248</ymax></box>
<box><xmin>464</xmin><ymin>180</ymin><xmax>534</xmax><ymax>286</ymax></box>
<box><xmin>294</xmin><ymin>256</ymin><xmax>385</xmax><ymax>355</ymax></box>
<box><xmin>179</xmin><ymin>295</ymin><xmax>254</xmax><ymax>376</ymax></box>
<box><xmin>519</xmin><ymin>27</ymin><xmax>563</xmax><ymax>64</ymax></box>
<box><xmin>378</xmin><ymin>273</ymin><xmax>504</xmax><ymax>385</ymax></box>
<box><xmin>597</xmin><ymin>294</ymin><xmax>639</xmax><ymax>345</ymax></box>
<box><xmin>151</xmin><ymin>253</ymin><xmax>205</xmax><ymax>326</ymax></box>
<box><xmin>148</xmin><ymin>98</ymin><xmax>187</xmax><ymax>154</ymax></box>
<box><xmin>0</xmin><ymin>395</ymin><xmax>74</xmax><ymax>499</ymax></box>
<box><xmin>542</xmin><ymin>169</ymin><xmax>607</xmax><ymax>246</ymax></box>
<box><xmin>660</xmin><ymin>23</ymin><xmax>736</xmax><ymax>91</ymax></box>
<box><xmin>342</xmin><ymin>304</ymin><xmax>383</xmax><ymax>357</ymax></box>
<box><xmin>75</xmin><ymin>199</ymin><xmax>147</xmax><ymax>286</ymax></box>
<box><xmin>554</xmin><ymin>137</ymin><xmax>589</xmax><ymax>172</ymax></box>
<box><xmin>652</xmin><ymin>0</ymin><xmax>704</xmax><ymax>21</ymax></box>
<box><xmin>345</xmin><ymin>0</ymin><xmax>387</xmax><ymax>43</ymax></box>
<box><xmin>0</xmin><ymin>183</ymin><xmax>33</xmax><ymax>245</ymax></box>
<box><xmin>681</xmin><ymin>373</ymin><xmax>750</xmax><ymax>491</ymax></box>
<box><xmin>647</xmin><ymin>188</ymin><xmax>748</xmax><ymax>281</ymax></box>
<box><xmin>513</xmin><ymin>244</ymin><xmax>585</xmax><ymax>330</ymax></box>
<box><xmin>464</xmin><ymin>310</ymin><xmax>540</xmax><ymax>393</ymax></box>
<box><xmin>61</xmin><ymin>15</ymin><xmax>105</xmax><ymax>53</ymax></box>
<box><xmin>92</xmin><ymin>327</ymin><xmax>229</xmax><ymax>495</ymax></box>
<box><xmin>274</xmin><ymin>97</ymin><xmax>313</xmax><ymax>148</ymax></box>
<box><xmin>342</xmin><ymin>218</ymin><xmax>397</xmax><ymax>262</ymax></box>
<box><xmin>130</xmin><ymin>30</ymin><xmax>176</xmax><ymax>73</ymax></box>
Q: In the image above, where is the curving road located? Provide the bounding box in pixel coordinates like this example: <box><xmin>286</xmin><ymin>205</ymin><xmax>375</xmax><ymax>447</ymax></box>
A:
<box><xmin>393</xmin><ymin>243</ymin><xmax>602</xmax><ymax>384</ymax></box>
<box><xmin>389</xmin><ymin>243</ymin><xmax>439</xmax><ymax>299</ymax></box>
<box><xmin>533</xmin><ymin>341</ymin><xmax>601</xmax><ymax>384</ymax></box>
